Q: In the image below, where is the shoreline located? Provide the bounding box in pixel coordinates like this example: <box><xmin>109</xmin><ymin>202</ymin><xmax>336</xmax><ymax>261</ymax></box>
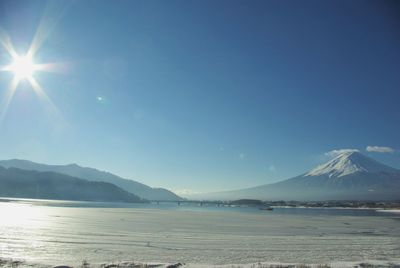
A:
<box><xmin>2</xmin><ymin>258</ymin><xmax>400</xmax><ymax>268</ymax></box>
<box><xmin>270</xmin><ymin>205</ymin><xmax>400</xmax><ymax>213</ymax></box>
<box><xmin>1</xmin><ymin>197</ymin><xmax>400</xmax><ymax>213</ymax></box>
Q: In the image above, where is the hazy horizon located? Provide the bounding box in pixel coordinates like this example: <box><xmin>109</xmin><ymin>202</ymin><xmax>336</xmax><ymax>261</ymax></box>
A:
<box><xmin>0</xmin><ymin>146</ymin><xmax>399</xmax><ymax>197</ymax></box>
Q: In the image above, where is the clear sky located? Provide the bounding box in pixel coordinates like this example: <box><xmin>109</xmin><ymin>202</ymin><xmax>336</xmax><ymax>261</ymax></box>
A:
<box><xmin>0</xmin><ymin>0</ymin><xmax>399</xmax><ymax>194</ymax></box>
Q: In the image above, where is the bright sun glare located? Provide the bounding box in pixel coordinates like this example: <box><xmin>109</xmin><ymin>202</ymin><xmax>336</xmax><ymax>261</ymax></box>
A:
<box><xmin>0</xmin><ymin>38</ymin><xmax>60</xmax><ymax>122</ymax></box>
<box><xmin>8</xmin><ymin>55</ymin><xmax>37</xmax><ymax>80</ymax></box>
<box><xmin>0</xmin><ymin>11</ymin><xmax>67</xmax><ymax>124</ymax></box>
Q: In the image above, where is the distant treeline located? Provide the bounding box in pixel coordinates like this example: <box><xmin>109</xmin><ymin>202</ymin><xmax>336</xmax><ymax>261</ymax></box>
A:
<box><xmin>221</xmin><ymin>199</ymin><xmax>400</xmax><ymax>209</ymax></box>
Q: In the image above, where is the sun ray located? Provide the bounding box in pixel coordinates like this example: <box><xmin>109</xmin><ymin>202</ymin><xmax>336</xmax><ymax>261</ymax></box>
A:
<box><xmin>27</xmin><ymin>76</ymin><xmax>60</xmax><ymax>115</ymax></box>
<box><xmin>0</xmin><ymin>28</ymin><xmax>18</xmax><ymax>60</ymax></box>
<box><xmin>27</xmin><ymin>75</ymin><xmax>67</xmax><ymax>128</ymax></box>
<box><xmin>0</xmin><ymin>2</ymin><xmax>71</xmax><ymax>126</ymax></box>
<box><xmin>0</xmin><ymin>76</ymin><xmax>20</xmax><ymax>124</ymax></box>
<box><xmin>0</xmin><ymin>42</ymin><xmax>65</xmax><ymax>124</ymax></box>
<box><xmin>27</xmin><ymin>1</ymin><xmax>71</xmax><ymax>59</ymax></box>
<box><xmin>34</xmin><ymin>62</ymin><xmax>70</xmax><ymax>74</ymax></box>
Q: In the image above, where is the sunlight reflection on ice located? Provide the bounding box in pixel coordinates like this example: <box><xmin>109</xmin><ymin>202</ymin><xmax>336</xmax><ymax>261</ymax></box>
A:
<box><xmin>0</xmin><ymin>202</ymin><xmax>47</xmax><ymax>227</ymax></box>
<box><xmin>0</xmin><ymin>200</ymin><xmax>399</xmax><ymax>266</ymax></box>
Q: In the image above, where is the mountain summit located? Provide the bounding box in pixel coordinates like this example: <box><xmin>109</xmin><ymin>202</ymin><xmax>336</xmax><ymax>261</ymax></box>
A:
<box><xmin>194</xmin><ymin>152</ymin><xmax>400</xmax><ymax>201</ymax></box>
<box><xmin>305</xmin><ymin>151</ymin><xmax>398</xmax><ymax>178</ymax></box>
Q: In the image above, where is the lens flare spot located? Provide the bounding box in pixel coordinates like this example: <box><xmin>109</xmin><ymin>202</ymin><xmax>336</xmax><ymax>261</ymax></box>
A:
<box><xmin>97</xmin><ymin>96</ymin><xmax>106</xmax><ymax>104</ymax></box>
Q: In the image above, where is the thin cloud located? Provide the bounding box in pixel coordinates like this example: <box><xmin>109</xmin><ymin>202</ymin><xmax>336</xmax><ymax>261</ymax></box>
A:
<box><xmin>325</xmin><ymin>148</ymin><xmax>359</xmax><ymax>157</ymax></box>
<box><xmin>366</xmin><ymin>146</ymin><xmax>395</xmax><ymax>153</ymax></box>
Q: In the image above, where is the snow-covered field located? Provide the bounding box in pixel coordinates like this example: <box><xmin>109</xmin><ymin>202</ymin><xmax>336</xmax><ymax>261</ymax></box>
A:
<box><xmin>0</xmin><ymin>201</ymin><xmax>399</xmax><ymax>267</ymax></box>
<box><xmin>377</xmin><ymin>209</ymin><xmax>400</xmax><ymax>214</ymax></box>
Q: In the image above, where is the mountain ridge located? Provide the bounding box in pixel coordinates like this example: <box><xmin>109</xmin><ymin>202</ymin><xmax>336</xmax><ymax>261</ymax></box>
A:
<box><xmin>0</xmin><ymin>159</ymin><xmax>183</xmax><ymax>201</ymax></box>
<box><xmin>0</xmin><ymin>166</ymin><xmax>146</xmax><ymax>203</ymax></box>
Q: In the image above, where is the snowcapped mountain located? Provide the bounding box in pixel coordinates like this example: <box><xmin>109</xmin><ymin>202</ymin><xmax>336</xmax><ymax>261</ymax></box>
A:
<box><xmin>194</xmin><ymin>152</ymin><xmax>400</xmax><ymax>201</ymax></box>
<box><xmin>0</xmin><ymin>159</ymin><xmax>183</xmax><ymax>201</ymax></box>
<box><xmin>305</xmin><ymin>151</ymin><xmax>397</xmax><ymax>178</ymax></box>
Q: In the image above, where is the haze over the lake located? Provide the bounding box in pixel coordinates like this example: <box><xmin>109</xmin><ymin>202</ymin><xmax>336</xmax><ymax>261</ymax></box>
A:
<box><xmin>0</xmin><ymin>0</ymin><xmax>399</xmax><ymax>195</ymax></box>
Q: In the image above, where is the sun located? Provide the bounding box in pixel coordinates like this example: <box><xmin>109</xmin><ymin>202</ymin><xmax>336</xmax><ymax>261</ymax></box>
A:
<box><xmin>7</xmin><ymin>55</ymin><xmax>38</xmax><ymax>80</ymax></box>
<box><xmin>0</xmin><ymin>20</ymin><xmax>69</xmax><ymax>124</ymax></box>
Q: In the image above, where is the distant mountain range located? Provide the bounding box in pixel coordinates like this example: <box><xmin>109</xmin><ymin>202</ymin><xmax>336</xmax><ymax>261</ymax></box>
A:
<box><xmin>193</xmin><ymin>152</ymin><xmax>400</xmax><ymax>201</ymax></box>
<box><xmin>0</xmin><ymin>166</ymin><xmax>145</xmax><ymax>203</ymax></box>
<box><xmin>2</xmin><ymin>152</ymin><xmax>399</xmax><ymax>202</ymax></box>
<box><xmin>0</xmin><ymin>159</ymin><xmax>182</xmax><ymax>201</ymax></box>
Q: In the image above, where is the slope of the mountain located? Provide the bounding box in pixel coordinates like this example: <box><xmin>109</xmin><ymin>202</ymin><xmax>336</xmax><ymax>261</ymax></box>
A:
<box><xmin>0</xmin><ymin>166</ymin><xmax>146</xmax><ymax>203</ymax></box>
<box><xmin>0</xmin><ymin>159</ymin><xmax>182</xmax><ymax>201</ymax></box>
<box><xmin>193</xmin><ymin>152</ymin><xmax>400</xmax><ymax>201</ymax></box>
<box><xmin>305</xmin><ymin>151</ymin><xmax>398</xmax><ymax>177</ymax></box>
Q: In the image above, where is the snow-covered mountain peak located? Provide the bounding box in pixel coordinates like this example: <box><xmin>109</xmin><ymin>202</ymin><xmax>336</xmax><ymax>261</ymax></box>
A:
<box><xmin>305</xmin><ymin>151</ymin><xmax>397</xmax><ymax>178</ymax></box>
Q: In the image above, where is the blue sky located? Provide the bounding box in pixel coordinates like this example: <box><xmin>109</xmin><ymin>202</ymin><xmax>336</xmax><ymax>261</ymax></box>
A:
<box><xmin>0</xmin><ymin>0</ymin><xmax>399</xmax><ymax>194</ymax></box>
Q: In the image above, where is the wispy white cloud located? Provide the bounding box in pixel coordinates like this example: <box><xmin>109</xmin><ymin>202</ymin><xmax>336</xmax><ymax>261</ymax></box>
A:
<box><xmin>366</xmin><ymin>146</ymin><xmax>395</xmax><ymax>153</ymax></box>
<box><xmin>325</xmin><ymin>148</ymin><xmax>359</xmax><ymax>157</ymax></box>
<box><xmin>239</xmin><ymin>153</ymin><xmax>245</xmax><ymax>160</ymax></box>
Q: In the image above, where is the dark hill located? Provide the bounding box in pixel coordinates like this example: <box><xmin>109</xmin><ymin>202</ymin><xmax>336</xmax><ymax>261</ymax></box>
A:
<box><xmin>0</xmin><ymin>166</ymin><xmax>146</xmax><ymax>203</ymax></box>
<box><xmin>0</xmin><ymin>159</ymin><xmax>182</xmax><ymax>201</ymax></box>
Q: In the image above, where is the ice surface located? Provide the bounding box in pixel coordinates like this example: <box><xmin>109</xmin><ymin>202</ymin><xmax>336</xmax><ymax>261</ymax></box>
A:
<box><xmin>0</xmin><ymin>201</ymin><xmax>399</xmax><ymax>267</ymax></box>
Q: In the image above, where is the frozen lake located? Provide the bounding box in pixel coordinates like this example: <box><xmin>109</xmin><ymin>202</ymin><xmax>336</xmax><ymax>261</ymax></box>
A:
<box><xmin>0</xmin><ymin>199</ymin><xmax>400</xmax><ymax>267</ymax></box>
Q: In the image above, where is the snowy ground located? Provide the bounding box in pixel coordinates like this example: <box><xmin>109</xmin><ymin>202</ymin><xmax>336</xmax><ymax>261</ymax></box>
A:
<box><xmin>1</xmin><ymin>259</ymin><xmax>400</xmax><ymax>268</ymax></box>
<box><xmin>376</xmin><ymin>209</ymin><xmax>400</xmax><ymax>214</ymax></box>
<box><xmin>0</xmin><ymin>201</ymin><xmax>399</xmax><ymax>267</ymax></box>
